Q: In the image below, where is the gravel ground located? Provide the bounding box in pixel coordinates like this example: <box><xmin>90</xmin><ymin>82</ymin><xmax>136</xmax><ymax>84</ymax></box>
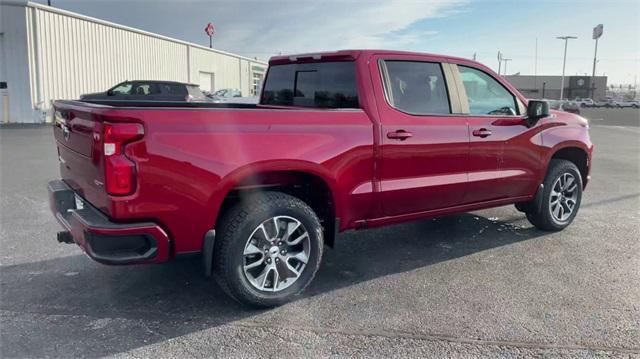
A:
<box><xmin>1</xmin><ymin>108</ymin><xmax>639</xmax><ymax>358</ymax></box>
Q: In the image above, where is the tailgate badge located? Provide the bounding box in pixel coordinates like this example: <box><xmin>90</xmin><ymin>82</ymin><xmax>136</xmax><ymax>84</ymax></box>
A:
<box><xmin>61</xmin><ymin>124</ymin><xmax>70</xmax><ymax>141</ymax></box>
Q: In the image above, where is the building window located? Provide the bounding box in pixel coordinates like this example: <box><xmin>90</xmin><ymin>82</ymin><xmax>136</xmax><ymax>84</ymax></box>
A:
<box><xmin>252</xmin><ymin>71</ymin><xmax>264</xmax><ymax>96</ymax></box>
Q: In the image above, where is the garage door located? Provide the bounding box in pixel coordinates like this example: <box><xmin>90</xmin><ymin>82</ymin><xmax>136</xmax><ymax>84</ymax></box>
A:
<box><xmin>199</xmin><ymin>72</ymin><xmax>215</xmax><ymax>92</ymax></box>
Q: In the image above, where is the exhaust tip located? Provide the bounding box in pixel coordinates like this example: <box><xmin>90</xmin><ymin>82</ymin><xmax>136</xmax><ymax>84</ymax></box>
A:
<box><xmin>57</xmin><ymin>231</ymin><xmax>74</xmax><ymax>244</ymax></box>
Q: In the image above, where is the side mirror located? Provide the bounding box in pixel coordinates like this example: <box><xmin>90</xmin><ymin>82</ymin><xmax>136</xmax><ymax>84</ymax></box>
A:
<box><xmin>107</xmin><ymin>89</ymin><xmax>114</xmax><ymax>96</ymax></box>
<box><xmin>526</xmin><ymin>100</ymin><xmax>549</xmax><ymax>126</ymax></box>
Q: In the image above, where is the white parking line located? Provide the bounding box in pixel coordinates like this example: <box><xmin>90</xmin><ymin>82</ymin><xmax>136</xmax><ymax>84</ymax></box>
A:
<box><xmin>591</xmin><ymin>125</ymin><xmax>640</xmax><ymax>134</ymax></box>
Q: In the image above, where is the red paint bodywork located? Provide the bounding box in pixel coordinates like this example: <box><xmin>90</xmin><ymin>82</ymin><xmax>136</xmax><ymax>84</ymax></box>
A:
<box><xmin>52</xmin><ymin>50</ymin><xmax>593</xmax><ymax>263</ymax></box>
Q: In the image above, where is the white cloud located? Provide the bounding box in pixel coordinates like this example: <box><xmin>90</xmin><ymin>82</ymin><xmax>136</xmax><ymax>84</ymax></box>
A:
<box><xmin>208</xmin><ymin>0</ymin><xmax>467</xmax><ymax>58</ymax></box>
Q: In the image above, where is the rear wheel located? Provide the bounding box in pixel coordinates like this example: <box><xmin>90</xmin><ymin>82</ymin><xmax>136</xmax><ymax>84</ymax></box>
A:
<box><xmin>213</xmin><ymin>192</ymin><xmax>323</xmax><ymax>307</ymax></box>
<box><xmin>525</xmin><ymin>159</ymin><xmax>583</xmax><ymax>231</ymax></box>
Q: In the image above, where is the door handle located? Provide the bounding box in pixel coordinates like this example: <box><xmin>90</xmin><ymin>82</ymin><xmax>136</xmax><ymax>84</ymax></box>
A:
<box><xmin>472</xmin><ymin>128</ymin><xmax>492</xmax><ymax>138</ymax></box>
<box><xmin>387</xmin><ymin>130</ymin><xmax>413</xmax><ymax>140</ymax></box>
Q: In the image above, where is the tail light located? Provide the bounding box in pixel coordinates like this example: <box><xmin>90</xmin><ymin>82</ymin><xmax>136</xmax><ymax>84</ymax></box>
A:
<box><xmin>103</xmin><ymin>122</ymin><xmax>144</xmax><ymax>196</ymax></box>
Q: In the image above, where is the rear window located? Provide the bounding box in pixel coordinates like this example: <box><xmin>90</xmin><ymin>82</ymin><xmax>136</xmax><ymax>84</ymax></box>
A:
<box><xmin>261</xmin><ymin>61</ymin><xmax>359</xmax><ymax>108</ymax></box>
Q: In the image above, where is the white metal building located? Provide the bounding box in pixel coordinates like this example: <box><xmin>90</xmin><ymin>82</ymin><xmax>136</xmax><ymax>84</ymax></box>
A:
<box><xmin>0</xmin><ymin>0</ymin><xmax>267</xmax><ymax>123</ymax></box>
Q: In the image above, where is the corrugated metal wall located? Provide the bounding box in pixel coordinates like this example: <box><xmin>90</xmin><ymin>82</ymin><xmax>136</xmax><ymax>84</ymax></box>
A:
<box><xmin>30</xmin><ymin>7</ymin><xmax>189</xmax><ymax>104</ymax></box>
<box><xmin>0</xmin><ymin>2</ymin><xmax>267</xmax><ymax>123</ymax></box>
<box><xmin>190</xmin><ymin>47</ymin><xmax>246</xmax><ymax>92</ymax></box>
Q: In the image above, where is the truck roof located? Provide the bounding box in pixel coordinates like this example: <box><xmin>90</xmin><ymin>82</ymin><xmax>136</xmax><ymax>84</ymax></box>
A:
<box><xmin>268</xmin><ymin>49</ymin><xmax>475</xmax><ymax>66</ymax></box>
<box><xmin>122</xmin><ymin>80</ymin><xmax>200</xmax><ymax>87</ymax></box>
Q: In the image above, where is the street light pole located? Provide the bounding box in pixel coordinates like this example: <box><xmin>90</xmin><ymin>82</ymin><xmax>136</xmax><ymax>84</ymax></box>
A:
<box><xmin>556</xmin><ymin>36</ymin><xmax>577</xmax><ymax>100</ymax></box>
<box><xmin>589</xmin><ymin>38</ymin><xmax>598</xmax><ymax>98</ymax></box>
<box><xmin>590</xmin><ymin>24</ymin><xmax>603</xmax><ymax>99</ymax></box>
<box><xmin>502</xmin><ymin>58</ymin><xmax>512</xmax><ymax>76</ymax></box>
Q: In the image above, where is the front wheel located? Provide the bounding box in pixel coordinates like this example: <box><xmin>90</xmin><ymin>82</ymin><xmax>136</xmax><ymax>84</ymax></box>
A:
<box><xmin>526</xmin><ymin>159</ymin><xmax>583</xmax><ymax>231</ymax></box>
<box><xmin>213</xmin><ymin>192</ymin><xmax>323</xmax><ymax>307</ymax></box>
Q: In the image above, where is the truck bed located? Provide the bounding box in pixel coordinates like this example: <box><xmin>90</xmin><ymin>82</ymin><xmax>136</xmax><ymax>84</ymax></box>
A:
<box><xmin>52</xmin><ymin>98</ymin><xmax>374</xmax><ymax>256</ymax></box>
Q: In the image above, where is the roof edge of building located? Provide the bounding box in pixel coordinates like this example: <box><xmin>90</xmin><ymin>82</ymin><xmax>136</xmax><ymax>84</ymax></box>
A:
<box><xmin>3</xmin><ymin>1</ymin><xmax>268</xmax><ymax>65</ymax></box>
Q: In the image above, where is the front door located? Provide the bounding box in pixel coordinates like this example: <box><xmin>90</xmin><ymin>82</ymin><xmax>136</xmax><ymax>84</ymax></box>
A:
<box><xmin>454</xmin><ymin>64</ymin><xmax>540</xmax><ymax>202</ymax></box>
<box><xmin>372</xmin><ymin>57</ymin><xmax>470</xmax><ymax>216</ymax></box>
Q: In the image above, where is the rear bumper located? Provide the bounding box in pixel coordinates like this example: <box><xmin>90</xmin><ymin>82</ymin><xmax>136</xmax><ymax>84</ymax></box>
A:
<box><xmin>48</xmin><ymin>180</ymin><xmax>170</xmax><ymax>265</ymax></box>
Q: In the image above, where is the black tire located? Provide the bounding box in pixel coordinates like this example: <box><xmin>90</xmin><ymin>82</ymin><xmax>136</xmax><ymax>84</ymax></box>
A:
<box><xmin>213</xmin><ymin>191</ymin><xmax>323</xmax><ymax>307</ymax></box>
<box><xmin>526</xmin><ymin>159</ymin><xmax>583</xmax><ymax>231</ymax></box>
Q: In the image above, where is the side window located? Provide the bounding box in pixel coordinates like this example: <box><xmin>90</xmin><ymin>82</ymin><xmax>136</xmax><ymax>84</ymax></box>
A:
<box><xmin>382</xmin><ymin>61</ymin><xmax>451</xmax><ymax>115</ymax></box>
<box><xmin>164</xmin><ymin>84</ymin><xmax>187</xmax><ymax>96</ymax></box>
<box><xmin>132</xmin><ymin>83</ymin><xmax>160</xmax><ymax>96</ymax></box>
<box><xmin>458</xmin><ymin>66</ymin><xmax>518</xmax><ymax>116</ymax></box>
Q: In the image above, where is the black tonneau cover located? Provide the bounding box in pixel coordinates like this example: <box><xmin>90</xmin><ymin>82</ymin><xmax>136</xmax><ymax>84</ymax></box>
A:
<box><xmin>80</xmin><ymin>99</ymin><xmax>259</xmax><ymax>109</ymax></box>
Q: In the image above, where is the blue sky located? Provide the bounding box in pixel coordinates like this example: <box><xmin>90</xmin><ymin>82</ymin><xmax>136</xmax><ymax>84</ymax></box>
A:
<box><xmin>33</xmin><ymin>0</ymin><xmax>639</xmax><ymax>84</ymax></box>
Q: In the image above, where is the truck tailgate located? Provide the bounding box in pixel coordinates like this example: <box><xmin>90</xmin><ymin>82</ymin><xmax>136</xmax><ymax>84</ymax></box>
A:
<box><xmin>53</xmin><ymin>105</ymin><xmax>108</xmax><ymax>212</ymax></box>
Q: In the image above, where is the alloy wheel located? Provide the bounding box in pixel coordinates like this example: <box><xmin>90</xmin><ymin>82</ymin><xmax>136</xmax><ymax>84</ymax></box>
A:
<box><xmin>549</xmin><ymin>173</ymin><xmax>579</xmax><ymax>223</ymax></box>
<box><xmin>242</xmin><ymin>216</ymin><xmax>310</xmax><ymax>292</ymax></box>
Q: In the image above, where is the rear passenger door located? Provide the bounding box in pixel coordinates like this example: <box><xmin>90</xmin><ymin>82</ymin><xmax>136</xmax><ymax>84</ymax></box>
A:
<box><xmin>371</xmin><ymin>56</ymin><xmax>470</xmax><ymax>216</ymax></box>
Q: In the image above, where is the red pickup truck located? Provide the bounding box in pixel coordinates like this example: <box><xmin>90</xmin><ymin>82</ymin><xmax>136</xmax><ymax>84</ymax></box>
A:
<box><xmin>49</xmin><ymin>50</ymin><xmax>593</xmax><ymax>307</ymax></box>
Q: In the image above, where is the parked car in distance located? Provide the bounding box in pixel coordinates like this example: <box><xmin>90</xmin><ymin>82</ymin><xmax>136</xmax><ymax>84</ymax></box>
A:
<box><xmin>546</xmin><ymin>99</ymin><xmax>581</xmax><ymax>115</ymax></box>
<box><xmin>220</xmin><ymin>96</ymin><xmax>260</xmax><ymax>104</ymax></box>
<box><xmin>206</xmin><ymin>89</ymin><xmax>260</xmax><ymax>104</ymax></box>
<box><xmin>574</xmin><ymin>98</ymin><xmax>595</xmax><ymax>108</ymax></box>
<box><xmin>80</xmin><ymin>80</ymin><xmax>208</xmax><ymax>102</ymax></box>
<box><xmin>616</xmin><ymin>99</ymin><xmax>640</xmax><ymax>108</ymax></box>
<box><xmin>49</xmin><ymin>50</ymin><xmax>593</xmax><ymax>307</ymax></box>
<box><xmin>593</xmin><ymin>97</ymin><xmax>620</xmax><ymax>108</ymax></box>
<box><xmin>207</xmin><ymin>88</ymin><xmax>242</xmax><ymax>99</ymax></box>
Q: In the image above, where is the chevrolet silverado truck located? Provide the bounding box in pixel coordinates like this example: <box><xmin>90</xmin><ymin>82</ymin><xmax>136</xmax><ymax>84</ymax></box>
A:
<box><xmin>49</xmin><ymin>50</ymin><xmax>593</xmax><ymax>307</ymax></box>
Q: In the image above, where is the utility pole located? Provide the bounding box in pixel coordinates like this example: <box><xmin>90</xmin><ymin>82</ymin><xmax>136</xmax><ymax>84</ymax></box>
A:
<box><xmin>556</xmin><ymin>36</ymin><xmax>577</xmax><ymax>100</ymax></box>
<box><xmin>502</xmin><ymin>58</ymin><xmax>512</xmax><ymax>76</ymax></box>
<box><xmin>534</xmin><ymin>38</ymin><xmax>538</xmax><ymax>92</ymax></box>
<box><xmin>591</xmin><ymin>24</ymin><xmax>603</xmax><ymax>99</ymax></box>
<box><xmin>497</xmin><ymin>51</ymin><xmax>502</xmax><ymax>75</ymax></box>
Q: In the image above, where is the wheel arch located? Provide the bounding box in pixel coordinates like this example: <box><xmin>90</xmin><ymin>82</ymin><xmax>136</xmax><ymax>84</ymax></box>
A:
<box><xmin>208</xmin><ymin>162</ymin><xmax>340</xmax><ymax>249</ymax></box>
<box><xmin>548</xmin><ymin>145</ymin><xmax>590</xmax><ymax>188</ymax></box>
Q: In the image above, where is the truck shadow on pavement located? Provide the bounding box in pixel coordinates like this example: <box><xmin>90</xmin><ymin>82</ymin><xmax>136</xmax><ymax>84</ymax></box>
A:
<box><xmin>1</xmin><ymin>212</ymin><xmax>546</xmax><ymax>357</ymax></box>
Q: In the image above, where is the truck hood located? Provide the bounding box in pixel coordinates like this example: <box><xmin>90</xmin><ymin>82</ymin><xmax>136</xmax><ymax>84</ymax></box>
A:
<box><xmin>79</xmin><ymin>91</ymin><xmax>108</xmax><ymax>100</ymax></box>
<box><xmin>550</xmin><ymin>109</ymin><xmax>589</xmax><ymax>128</ymax></box>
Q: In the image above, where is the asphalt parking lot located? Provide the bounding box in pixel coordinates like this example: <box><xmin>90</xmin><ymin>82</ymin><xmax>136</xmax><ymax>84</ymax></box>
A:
<box><xmin>1</xmin><ymin>108</ymin><xmax>639</xmax><ymax>358</ymax></box>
